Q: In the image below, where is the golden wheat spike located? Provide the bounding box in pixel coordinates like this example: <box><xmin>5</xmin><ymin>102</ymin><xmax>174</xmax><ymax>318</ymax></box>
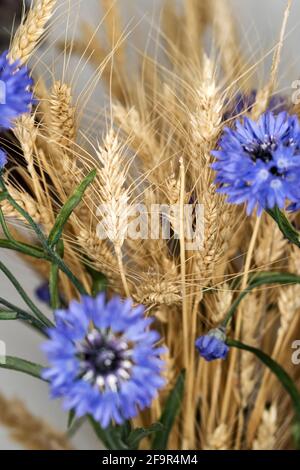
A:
<box><xmin>9</xmin><ymin>0</ymin><xmax>57</xmax><ymax>64</ymax></box>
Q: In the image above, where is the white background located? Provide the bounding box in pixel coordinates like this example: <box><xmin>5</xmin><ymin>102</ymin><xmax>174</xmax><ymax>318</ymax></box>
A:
<box><xmin>1</xmin><ymin>0</ymin><xmax>300</xmax><ymax>450</ymax></box>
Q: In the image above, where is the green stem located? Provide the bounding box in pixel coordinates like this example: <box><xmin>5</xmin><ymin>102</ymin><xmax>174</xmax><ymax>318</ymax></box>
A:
<box><xmin>267</xmin><ymin>207</ymin><xmax>300</xmax><ymax>248</ymax></box>
<box><xmin>0</xmin><ymin>207</ymin><xmax>16</xmax><ymax>240</ymax></box>
<box><xmin>1</xmin><ymin>177</ymin><xmax>87</xmax><ymax>295</ymax></box>
<box><xmin>4</xmin><ymin>203</ymin><xmax>86</xmax><ymax>295</ymax></box>
<box><xmin>228</xmin><ymin>339</ymin><xmax>300</xmax><ymax>449</ymax></box>
<box><xmin>50</xmin><ymin>263</ymin><xmax>60</xmax><ymax>309</ymax></box>
<box><xmin>223</xmin><ymin>272</ymin><xmax>300</xmax><ymax>327</ymax></box>
<box><xmin>49</xmin><ymin>240</ymin><xmax>64</xmax><ymax>309</ymax></box>
<box><xmin>0</xmin><ymin>208</ymin><xmax>47</xmax><ymax>259</ymax></box>
<box><xmin>0</xmin><ymin>307</ymin><xmax>47</xmax><ymax>334</ymax></box>
<box><xmin>0</xmin><ymin>238</ymin><xmax>48</xmax><ymax>259</ymax></box>
<box><xmin>0</xmin><ymin>356</ymin><xmax>45</xmax><ymax>381</ymax></box>
<box><xmin>0</xmin><ymin>297</ymin><xmax>36</xmax><ymax>317</ymax></box>
<box><xmin>8</xmin><ymin>194</ymin><xmax>86</xmax><ymax>293</ymax></box>
<box><xmin>0</xmin><ymin>260</ymin><xmax>53</xmax><ymax>328</ymax></box>
<box><xmin>89</xmin><ymin>418</ymin><xmax>129</xmax><ymax>450</ymax></box>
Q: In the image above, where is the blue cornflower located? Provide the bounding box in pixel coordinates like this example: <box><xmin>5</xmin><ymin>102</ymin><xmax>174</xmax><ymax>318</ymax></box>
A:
<box><xmin>35</xmin><ymin>282</ymin><xmax>51</xmax><ymax>305</ymax></box>
<box><xmin>212</xmin><ymin>111</ymin><xmax>300</xmax><ymax>214</ymax></box>
<box><xmin>0</xmin><ymin>50</ymin><xmax>33</xmax><ymax>129</ymax></box>
<box><xmin>0</xmin><ymin>148</ymin><xmax>7</xmax><ymax>170</ymax></box>
<box><xmin>195</xmin><ymin>327</ymin><xmax>229</xmax><ymax>362</ymax></box>
<box><xmin>42</xmin><ymin>294</ymin><xmax>166</xmax><ymax>428</ymax></box>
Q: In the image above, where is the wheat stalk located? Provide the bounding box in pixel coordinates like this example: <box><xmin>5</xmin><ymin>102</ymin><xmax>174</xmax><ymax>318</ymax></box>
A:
<box><xmin>209</xmin><ymin>0</ymin><xmax>245</xmax><ymax>82</ymax></box>
<box><xmin>252</xmin><ymin>0</ymin><xmax>292</xmax><ymax>117</ymax></box>
<box><xmin>100</xmin><ymin>0</ymin><xmax>124</xmax><ymax>67</ymax></box>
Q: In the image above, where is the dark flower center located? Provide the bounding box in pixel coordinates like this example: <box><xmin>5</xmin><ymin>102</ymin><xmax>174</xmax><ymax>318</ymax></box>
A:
<box><xmin>77</xmin><ymin>329</ymin><xmax>131</xmax><ymax>384</ymax></box>
<box><xmin>243</xmin><ymin>138</ymin><xmax>287</xmax><ymax>177</ymax></box>
<box><xmin>243</xmin><ymin>138</ymin><xmax>277</xmax><ymax>163</ymax></box>
<box><xmin>270</xmin><ymin>166</ymin><xmax>282</xmax><ymax>176</ymax></box>
<box><xmin>84</xmin><ymin>347</ymin><xmax>121</xmax><ymax>375</ymax></box>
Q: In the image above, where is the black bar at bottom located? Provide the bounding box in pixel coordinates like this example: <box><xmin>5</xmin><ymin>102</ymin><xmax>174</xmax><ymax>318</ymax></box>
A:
<box><xmin>0</xmin><ymin>450</ymin><xmax>299</xmax><ymax>465</ymax></box>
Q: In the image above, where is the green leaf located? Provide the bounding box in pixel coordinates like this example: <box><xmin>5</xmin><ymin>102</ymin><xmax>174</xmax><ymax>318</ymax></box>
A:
<box><xmin>227</xmin><ymin>339</ymin><xmax>300</xmax><ymax>449</ymax></box>
<box><xmin>267</xmin><ymin>207</ymin><xmax>300</xmax><ymax>248</ymax></box>
<box><xmin>127</xmin><ymin>423</ymin><xmax>163</xmax><ymax>449</ymax></box>
<box><xmin>0</xmin><ymin>356</ymin><xmax>45</xmax><ymax>381</ymax></box>
<box><xmin>152</xmin><ymin>370</ymin><xmax>185</xmax><ymax>450</ymax></box>
<box><xmin>48</xmin><ymin>170</ymin><xmax>96</xmax><ymax>248</ymax></box>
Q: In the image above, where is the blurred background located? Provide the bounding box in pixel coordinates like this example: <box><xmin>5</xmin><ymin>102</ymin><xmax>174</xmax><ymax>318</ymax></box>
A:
<box><xmin>0</xmin><ymin>0</ymin><xmax>300</xmax><ymax>450</ymax></box>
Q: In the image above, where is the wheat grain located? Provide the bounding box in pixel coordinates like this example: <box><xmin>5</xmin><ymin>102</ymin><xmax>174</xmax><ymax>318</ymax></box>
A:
<box><xmin>50</xmin><ymin>81</ymin><xmax>76</xmax><ymax>148</ymax></box>
<box><xmin>189</xmin><ymin>55</ymin><xmax>223</xmax><ymax>155</ymax></box>
<box><xmin>113</xmin><ymin>104</ymin><xmax>160</xmax><ymax>170</ymax></box>
<box><xmin>252</xmin><ymin>405</ymin><xmax>277</xmax><ymax>450</ymax></box>
<box><xmin>134</xmin><ymin>275</ymin><xmax>181</xmax><ymax>306</ymax></box>
<box><xmin>14</xmin><ymin>114</ymin><xmax>37</xmax><ymax>170</ymax></box>
<box><xmin>1</xmin><ymin>185</ymin><xmax>52</xmax><ymax>230</ymax></box>
<box><xmin>209</xmin><ymin>284</ymin><xmax>233</xmax><ymax>325</ymax></box>
<box><xmin>95</xmin><ymin>130</ymin><xmax>131</xmax><ymax>294</ymax></box>
<box><xmin>204</xmin><ymin>424</ymin><xmax>230</xmax><ymax>450</ymax></box>
<box><xmin>254</xmin><ymin>215</ymin><xmax>287</xmax><ymax>268</ymax></box>
<box><xmin>77</xmin><ymin>228</ymin><xmax>121</xmax><ymax>289</ymax></box>
<box><xmin>9</xmin><ymin>0</ymin><xmax>57</xmax><ymax>64</ymax></box>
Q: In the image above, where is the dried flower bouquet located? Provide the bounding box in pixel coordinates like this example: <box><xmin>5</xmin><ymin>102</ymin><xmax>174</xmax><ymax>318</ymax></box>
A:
<box><xmin>0</xmin><ymin>0</ymin><xmax>300</xmax><ymax>451</ymax></box>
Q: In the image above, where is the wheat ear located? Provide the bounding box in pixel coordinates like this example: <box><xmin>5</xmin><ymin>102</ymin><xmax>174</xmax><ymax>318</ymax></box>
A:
<box><xmin>252</xmin><ymin>405</ymin><xmax>277</xmax><ymax>450</ymax></box>
<box><xmin>50</xmin><ymin>81</ymin><xmax>77</xmax><ymax>148</ymax></box>
<box><xmin>204</xmin><ymin>424</ymin><xmax>230</xmax><ymax>450</ymax></box>
<box><xmin>9</xmin><ymin>0</ymin><xmax>57</xmax><ymax>64</ymax></box>
<box><xmin>0</xmin><ymin>393</ymin><xmax>73</xmax><ymax>450</ymax></box>
<box><xmin>95</xmin><ymin>130</ymin><xmax>130</xmax><ymax>296</ymax></box>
